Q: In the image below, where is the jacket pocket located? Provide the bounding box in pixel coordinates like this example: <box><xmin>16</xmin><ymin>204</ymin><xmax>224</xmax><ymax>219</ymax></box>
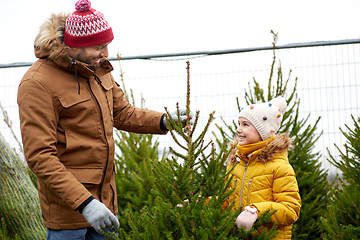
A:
<box><xmin>57</xmin><ymin>89</ymin><xmax>100</xmax><ymax>158</ymax></box>
<box><xmin>58</xmin><ymin>90</ymin><xmax>94</xmax><ymax>121</ymax></box>
<box><xmin>68</xmin><ymin>167</ymin><xmax>103</xmax><ymax>185</ymax></box>
<box><xmin>58</xmin><ymin>90</ymin><xmax>91</xmax><ymax>108</ymax></box>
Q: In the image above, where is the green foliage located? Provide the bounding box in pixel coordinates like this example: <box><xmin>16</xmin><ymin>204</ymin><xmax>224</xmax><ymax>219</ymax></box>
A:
<box><xmin>112</xmin><ymin>61</ymin><xmax>277</xmax><ymax>239</ymax></box>
<box><xmin>114</xmin><ymin>72</ymin><xmax>167</xmax><ymax>232</ymax></box>
<box><xmin>0</xmin><ymin>218</ymin><xmax>19</xmax><ymax>240</ymax></box>
<box><xmin>213</xmin><ymin>31</ymin><xmax>330</xmax><ymax>239</ymax></box>
<box><xmin>320</xmin><ymin>115</ymin><xmax>360</xmax><ymax>239</ymax></box>
<box><xmin>0</xmin><ymin>133</ymin><xmax>46</xmax><ymax>240</ymax></box>
<box><xmin>327</xmin><ymin>115</ymin><xmax>360</xmax><ymax>185</ymax></box>
<box><xmin>115</xmin><ymin>130</ymin><xmax>166</xmax><ymax>232</ymax></box>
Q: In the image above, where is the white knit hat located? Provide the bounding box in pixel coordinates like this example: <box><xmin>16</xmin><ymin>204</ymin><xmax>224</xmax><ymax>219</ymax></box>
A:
<box><xmin>239</xmin><ymin>97</ymin><xmax>287</xmax><ymax>140</ymax></box>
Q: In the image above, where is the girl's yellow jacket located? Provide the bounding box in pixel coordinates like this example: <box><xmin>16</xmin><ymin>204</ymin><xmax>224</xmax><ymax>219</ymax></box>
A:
<box><xmin>224</xmin><ymin>134</ymin><xmax>301</xmax><ymax>239</ymax></box>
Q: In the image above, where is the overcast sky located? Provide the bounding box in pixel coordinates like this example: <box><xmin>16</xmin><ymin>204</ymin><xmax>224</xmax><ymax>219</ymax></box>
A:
<box><xmin>0</xmin><ymin>0</ymin><xmax>359</xmax><ymax>176</ymax></box>
<box><xmin>1</xmin><ymin>0</ymin><xmax>359</xmax><ymax>64</ymax></box>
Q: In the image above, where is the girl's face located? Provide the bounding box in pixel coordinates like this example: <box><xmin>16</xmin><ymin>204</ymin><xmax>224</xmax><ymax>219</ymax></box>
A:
<box><xmin>236</xmin><ymin>117</ymin><xmax>262</xmax><ymax>146</ymax></box>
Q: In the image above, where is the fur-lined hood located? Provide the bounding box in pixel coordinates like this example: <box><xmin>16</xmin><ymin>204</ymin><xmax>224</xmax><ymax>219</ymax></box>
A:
<box><xmin>32</xmin><ymin>12</ymin><xmax>114</xmax><ymax>86</ymax></box>
<box><xmin>34</xmin><ymin>12</ymin><xmax>71</xmax><ymax>66</ymax></box>
<box><xmin>226</xmin><ymin>133</ymin><xmax>293</xmax><ymax>166</ymax></box>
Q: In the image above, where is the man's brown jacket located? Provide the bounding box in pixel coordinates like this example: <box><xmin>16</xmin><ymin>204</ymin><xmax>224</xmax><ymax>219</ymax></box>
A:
<box><xmin>17</xmin><ymin>12</ymin><xmax>166</xmax><ymax>230</ymax></box>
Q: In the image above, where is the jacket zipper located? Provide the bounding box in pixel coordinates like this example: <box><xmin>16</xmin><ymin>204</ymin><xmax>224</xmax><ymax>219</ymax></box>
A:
<box><xmin>233</xmin><ymin>178</ymin><xmax>237</xmax><ymax>204</ymax></box>
<box><xmin>87</xmin><ymin>75</ymin><xmax>110</xmax><ymax>200</ymax></box>
<box><xmin>247</xmin><ymin>179</ymin><xmax>252</xmax><ymax>206</ymax></box>
<box><xmin>239</xmin><ymin>160</ymin><xmax>250</xmax><ymax>209</ymax></box>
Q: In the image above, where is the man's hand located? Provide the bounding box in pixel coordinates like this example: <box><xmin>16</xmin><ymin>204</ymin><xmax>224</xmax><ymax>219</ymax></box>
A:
<box><xmin>163</xmin><ymin>109</ymin><xmax>194</xmax><ymax>131</ymax></box>
<box><xmin>82</xmin><ymin>199</ymin><xmax>120</xmax><ymax>235</ymax></box>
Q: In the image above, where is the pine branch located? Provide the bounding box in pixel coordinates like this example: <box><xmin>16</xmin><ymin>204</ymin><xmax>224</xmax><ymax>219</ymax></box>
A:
<box><xmin>176</xmin><ymin>212</ymin><xmax>190</xmax><ymax>240</ymax></box>
<box><xmin>189</xmin><ymin>110</ymin><xmax>200</xmax><ymax>138</ymax></box>
<box><xmin>168</xmin><ymin>147</ymin><xmax>190</xmax><ymax>162</ymax></box>
<box><xmin>0</xmin><ymin>102</ymin><xmax>24</xmax><ymax>155</ymax></box>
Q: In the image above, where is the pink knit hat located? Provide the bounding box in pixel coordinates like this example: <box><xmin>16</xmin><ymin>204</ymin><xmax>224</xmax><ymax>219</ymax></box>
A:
<box><xmin>64</xmin><ymin>0</ymin><xmax>114</xmax><ymax>48</ymax></box>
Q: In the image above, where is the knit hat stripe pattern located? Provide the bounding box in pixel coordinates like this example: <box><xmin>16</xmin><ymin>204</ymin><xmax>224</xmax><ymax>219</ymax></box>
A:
<box><xmin>66</xmin><ymin>10</ymin><xmax>110</xmax><ymax>37</ymax></box>
<box><xmin>64</xmin><ymin>0</ymin><xmax>114</xmax><ymax>48</ymax></box>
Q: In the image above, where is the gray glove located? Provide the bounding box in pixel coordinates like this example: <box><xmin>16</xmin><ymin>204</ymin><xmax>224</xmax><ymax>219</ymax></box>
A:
<box><xmin>163</xmin><ymin>109</ymin><xmax>194</xmax><ymax>130</ymax></box>
<box><xmin>82</xmin><ymin>199</ymin><xmax>120</xmax><ymax>235</ymax></box>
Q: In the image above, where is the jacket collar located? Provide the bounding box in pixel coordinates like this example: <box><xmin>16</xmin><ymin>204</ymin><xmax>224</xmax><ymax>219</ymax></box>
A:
<box><xmin>64</xmin><ymin>56</ymin><xmax>114</xmax><ymax>79</ymax></box>
<box><xmin>235</xmin><ymin>136</ymin><xmax>275</xmax><ymax>163</ymax></box>
<box><xmin>228</xmin><ymin>133</ymin><xmax>292</xmax><ymax>166</ymax></box>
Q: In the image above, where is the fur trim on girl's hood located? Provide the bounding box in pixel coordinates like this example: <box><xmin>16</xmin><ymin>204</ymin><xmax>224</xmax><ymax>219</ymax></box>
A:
<box><xmin>226</xmin><ymin>133</ymin><xmax>293</xmax><ymax>166</ymax></box>
<box><xmin>34</xmin><ymin>12</ymin><xmax>70</xmax><ymax>66</ymax></box>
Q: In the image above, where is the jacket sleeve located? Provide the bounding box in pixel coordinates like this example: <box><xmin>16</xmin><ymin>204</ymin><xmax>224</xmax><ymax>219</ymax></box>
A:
<box><xmin>111</xmin><ymin>77</ymin><xmax>167</xmax><ymax>134</ymax></box>
<box><xmin>17</xmin><ymin>79</ymin><xmax>92</xmax><ymax>210</ymax></box>
<box><xmin>252</xmin><ymin>163</ymin><xmax>301</xmax><ymax>226</ymax></box>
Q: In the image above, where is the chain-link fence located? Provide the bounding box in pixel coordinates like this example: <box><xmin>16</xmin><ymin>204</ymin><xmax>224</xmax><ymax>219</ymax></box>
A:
<box><xmin>1</xmin><ymin>39</ymin><xmax>359</xmax><ymax>180</ymax></box>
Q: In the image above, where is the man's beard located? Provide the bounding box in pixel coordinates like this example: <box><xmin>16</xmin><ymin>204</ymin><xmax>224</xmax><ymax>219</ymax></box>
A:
<box><xmin>75</xmin><ymin>53</ymin><xmax>102</xmax><ymax>69</ymax></box>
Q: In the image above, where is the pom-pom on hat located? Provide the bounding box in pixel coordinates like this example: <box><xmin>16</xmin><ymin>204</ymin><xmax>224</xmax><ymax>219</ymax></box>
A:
<box><xmin>239</xmin><ymin>97</ymin><xmax>287</xmax><ymax>140</ymax></box>
<box><xmin>64</xmin><ymin>0</ymin><xmax>114</xmax><ymax>48</ymax></box>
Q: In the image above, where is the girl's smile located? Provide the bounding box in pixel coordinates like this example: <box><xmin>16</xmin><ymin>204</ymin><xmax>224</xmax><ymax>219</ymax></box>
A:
<box><xmin>236</xmin><ymin>117</ymin><xmax>262</xmax><ymax>145</ymax></box>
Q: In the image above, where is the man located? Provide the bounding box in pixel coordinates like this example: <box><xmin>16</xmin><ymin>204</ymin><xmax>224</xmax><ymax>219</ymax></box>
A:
<box><xmin>17</xmin><ymin>0</ymin><xmax>190</xmax><ymax>239</ymax></box>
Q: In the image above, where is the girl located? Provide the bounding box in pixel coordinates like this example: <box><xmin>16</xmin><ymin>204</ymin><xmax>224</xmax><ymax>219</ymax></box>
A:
<box><xmin>223</xmin><ymin>97</ymin><xmax>301</xmax><ymax>239</ymax></box>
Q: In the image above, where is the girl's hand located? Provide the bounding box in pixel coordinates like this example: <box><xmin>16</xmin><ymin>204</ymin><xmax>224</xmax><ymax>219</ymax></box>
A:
<box><xmin>236</xmin><ymin>206</ymin><xmax>258</xmax><ymax>230</ymax></box>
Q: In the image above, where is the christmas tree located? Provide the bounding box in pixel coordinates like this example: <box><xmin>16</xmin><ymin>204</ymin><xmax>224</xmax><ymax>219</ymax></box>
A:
<box><xmin>320</xmin><ymin>115</ymin><xmax>360</xmax><ymax>239</ymax></box>
<box><xmin>213</xmin><ymin>31</ymin><xmax>330</xmax><ymax>239</ymax></box>
<box><xmin>109</xmin><ymin>61</ymin><xmax>278</xmax><ymax>239</ymax></box>
<box><xmin>113</xmin><ymin>57</ymin><xmax>168</xmax><ymax>232</ymax></box>
<box><xmin>114</xmin><ymin>118</ymin><xmax>167</xmax><ymax>233</ymax></box>
<box><xmin>0</xmin><ymin>132</ymin><xmax>46</xmax><ymax>239</ymax></box>
<box><xmin>0</xmin><ymin>103</ymin><xmax>46</xmax><ymax>239</ymax></box>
